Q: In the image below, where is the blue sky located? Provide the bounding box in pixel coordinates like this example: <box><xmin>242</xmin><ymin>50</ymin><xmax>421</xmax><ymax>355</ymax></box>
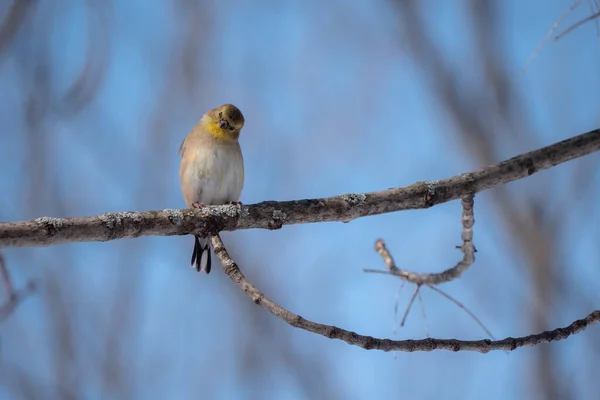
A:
<box><xmin>1</xmin><ymin>1</ymin><xmax>600</xmax><ymax>399</ymax></box>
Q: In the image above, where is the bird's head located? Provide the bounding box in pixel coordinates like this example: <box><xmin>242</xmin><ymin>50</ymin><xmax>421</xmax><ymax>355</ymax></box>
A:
<box><xmin>202</xmin><ymin>104</ymin><xmax>245</xmax><ymax>142</ymax></box>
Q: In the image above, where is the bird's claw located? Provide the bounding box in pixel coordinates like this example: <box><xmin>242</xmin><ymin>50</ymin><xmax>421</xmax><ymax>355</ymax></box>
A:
<box><xmin>191</xmin><ymin>202</ymin><xmax>206</xmax><ymax>209</ymax></box>
<box><xmin>227</xmin><ymin>201</ymin><xmax>243</xmax><ymax>207</ymax></box>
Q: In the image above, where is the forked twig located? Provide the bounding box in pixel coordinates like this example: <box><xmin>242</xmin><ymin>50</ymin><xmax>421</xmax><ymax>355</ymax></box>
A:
<box><xmin>555</xmin><ymin>10</ymin><xmax>600</xmax><ymax>40</ymax></box>
<box><xmin>367</xmin><ymin>194</ymin><xmax>495</xmax><ymax>340</ymax></box>
<box><xmin>366</xmin><ymin>195</ymin><xmax>476</xmax><ymax>285</ymax></box>
<box><xmin>0</xmin><ymin>253</ymin><xmax>36</xmax><ymax>323</ymax></box>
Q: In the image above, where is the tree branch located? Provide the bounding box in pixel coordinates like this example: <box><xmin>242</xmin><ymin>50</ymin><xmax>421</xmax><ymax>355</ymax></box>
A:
<box><xmin>1</xmin><ymin>128</ymin><xmax>599</xmax><ymax>249</ymax></box>
<box><xmin>210</xmin><ymin>233</ymin><xmax>600</xmax><ymax>353</ymax></box>
<box><xmin>366</xmin><ymin>195</ymin><xmax>497</xmax><ymax>340</ymax></box>
<box><xmin>365</xmin><ymin>195</ymin><xmax>476</xmax><ymax>285</ymax></box>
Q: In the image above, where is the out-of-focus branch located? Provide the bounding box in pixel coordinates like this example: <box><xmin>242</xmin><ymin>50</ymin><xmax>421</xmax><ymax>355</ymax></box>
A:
<box><xmin>0</xmin><ymin>254</ymin><xmax>35</xmax><ymax>322</ymax></box>
<box><xmin>55</xmin><ymin>1</ymin><xmax>111</xmax><ymax>116</ymax></box>
<box><xmin>0</xmin><ymin>0</ymin><xmax>35</xmax><ymax>62</ymax></box>
<box><xmin>1</xmin><ymin>128</ymin><xmax>599</xmax><ymax>248</ymax></box>
<box><xmin>211</xmin><ymin>233</ymin><xmax>600</xmax><ymax>353</ymax></box>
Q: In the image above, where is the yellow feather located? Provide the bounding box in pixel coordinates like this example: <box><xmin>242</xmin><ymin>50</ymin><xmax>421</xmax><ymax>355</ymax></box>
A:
<box><xmin>201</xmin><ymin>117</ymin><xmax>240</xmax><ymax>142</ymax></box>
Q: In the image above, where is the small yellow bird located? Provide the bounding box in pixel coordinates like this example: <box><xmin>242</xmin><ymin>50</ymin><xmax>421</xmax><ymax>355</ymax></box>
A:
<box><xmin>178</xmin><ymin>104</ymin><xmax>245</xmax><ymax>274</ymax></box>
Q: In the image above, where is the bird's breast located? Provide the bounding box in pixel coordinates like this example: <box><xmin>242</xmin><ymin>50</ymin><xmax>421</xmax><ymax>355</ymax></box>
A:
<box><xmin>179</xmin><ymin>142</ymin><xmax>244</xmax><ymax>206</ymax></box>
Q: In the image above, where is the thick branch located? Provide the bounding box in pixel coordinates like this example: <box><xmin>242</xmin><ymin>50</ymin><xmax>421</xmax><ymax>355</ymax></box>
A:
<box><xmin>210</xmin><ymin>234</ymin><xmax>600</xmax><ymax>353</ymax></box>
<box><xmin>1</xmin><ymin>128</ymin><xmax>599</xmax><ymax>248</ymax></box>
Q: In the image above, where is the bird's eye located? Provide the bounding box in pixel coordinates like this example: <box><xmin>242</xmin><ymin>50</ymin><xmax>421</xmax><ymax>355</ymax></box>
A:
<box><xmin>228</xmin><ymin>125</ymin><xmax>235</xmax><ymax>131</ymax></box>
<box><xmin>218</xmin><ymin>112</ymin><xmax>223</xmax><ymax>118</ymax></box>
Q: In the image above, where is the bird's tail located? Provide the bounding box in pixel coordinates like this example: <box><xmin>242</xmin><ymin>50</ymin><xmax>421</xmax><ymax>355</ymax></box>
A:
<box><xmin>191</xmin><ymin>236</ymin><xmax>211</xmax><ymax>274</ymax></box>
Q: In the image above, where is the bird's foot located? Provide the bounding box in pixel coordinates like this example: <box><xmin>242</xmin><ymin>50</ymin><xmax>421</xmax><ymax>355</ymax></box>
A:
<box><xmin>191</xmin><ymin>202</ymin><xmax>206</xmax><ymax>209</ymax></box>
<box><xmin>227</xmin><ymin>201</ymin><xmax>243</xmax><ymax>207</ymax></box>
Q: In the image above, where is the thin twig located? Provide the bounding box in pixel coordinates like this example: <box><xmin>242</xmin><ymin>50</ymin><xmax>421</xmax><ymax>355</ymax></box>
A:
<box><xmin>393</xmin><ymin>281</ymin><xmax>406</xmax><ymax>340</ymax></box>
<box><xmin>211</xmin><ymin>234</ymin><xmax>600</xmax><ymax>353</ymax></box>
<box><xmin>375</xmin><ymin>238</ymin><xmax>399</xmax><ymax>272</ymax></box>
<box><xmin>522</xmin><ymin>0</ymin><xmax>583</xmax><ymax>73</ymax></box>
<box><xmin>400</xmin><ymin>285</ymin><xmax>421</xmax><ymax>327</ymax></box>
<box><xmin>417</xmin><ymin>290</ymin><xmax>429</xmax><ymax>337</ymax></box>
<box><xmin>363</xmin><ymin>269</ymin><xmax>393</xmax><ymax>276</ymax></box>
<box><xmin>427</xmin><ymin>284</ymin><xmax>496</xmax><ymax>340</ymax></box>
<box><xmin>392</xmin><ymin>281</ymin><xmax>406</xmax><ymax>360</ymax></box>
<box><xmin>555</xmin><ymin>10</ymin><xmax>600</xmax><ymax>40</ymax></box>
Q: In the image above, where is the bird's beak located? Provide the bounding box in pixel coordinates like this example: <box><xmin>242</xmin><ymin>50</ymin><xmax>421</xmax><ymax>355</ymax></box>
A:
<box><xmin>219</xmin><ymin>119</ymin><xmax>228</xmax><ymax>129</ymax></box>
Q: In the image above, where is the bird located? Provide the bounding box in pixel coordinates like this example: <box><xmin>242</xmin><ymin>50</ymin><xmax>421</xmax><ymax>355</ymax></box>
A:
<box><xmin>178</xmin><ymin>104</ymin><xmax>245</xmax><ymax>274</ymax></box>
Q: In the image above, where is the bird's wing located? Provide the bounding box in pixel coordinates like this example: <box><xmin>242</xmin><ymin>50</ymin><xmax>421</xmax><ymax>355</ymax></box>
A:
<box><xmin>177</xmin><ymin>137</ymin><xmax>186</xmax><ymax>157</ymax></box>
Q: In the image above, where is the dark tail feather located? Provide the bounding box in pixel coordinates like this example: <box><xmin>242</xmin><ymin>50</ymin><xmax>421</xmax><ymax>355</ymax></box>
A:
<box><xmin>191</xmin><ymin>235</ymin><xmax>211</xmax><ymax>274</ymax></box>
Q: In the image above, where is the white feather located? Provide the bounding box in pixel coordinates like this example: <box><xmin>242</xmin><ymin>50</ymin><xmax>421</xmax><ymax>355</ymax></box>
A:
<box><xmin>180</xmin><ymin>141</ymin><xmax>244</xmax><ymax>206</ymax></box>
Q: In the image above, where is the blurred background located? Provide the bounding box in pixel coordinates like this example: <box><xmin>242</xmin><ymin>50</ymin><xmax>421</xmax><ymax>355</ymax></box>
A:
<box><xmin>1</xmin><ymin>0</ymin><xmax>600</xmax><ymax>399</ymax></box>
